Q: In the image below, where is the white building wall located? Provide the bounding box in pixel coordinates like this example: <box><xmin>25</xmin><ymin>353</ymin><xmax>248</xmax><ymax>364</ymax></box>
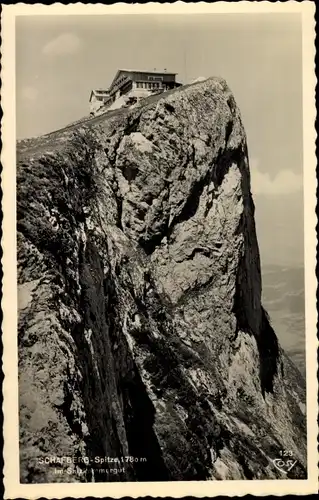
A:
<box><xmin>128</xmin><ymin>88</ymin><xmax>153</xmax><ymax>99</ymax></box>
<box><xmin>107</xmin><ymin>95</ymin><xmax>129</xmax><ymax>111</ymax></box>
<box><xmin>90</xmin><ymin>97</ymin><xmax>104</xmax><ymax>114</ymax></box>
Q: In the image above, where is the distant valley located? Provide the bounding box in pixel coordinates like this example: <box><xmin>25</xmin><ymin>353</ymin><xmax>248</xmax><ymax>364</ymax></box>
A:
<box><xmin>261</xmin><ymin>264</ymin><xmax>305</xmax><ymax>377</ymax></box>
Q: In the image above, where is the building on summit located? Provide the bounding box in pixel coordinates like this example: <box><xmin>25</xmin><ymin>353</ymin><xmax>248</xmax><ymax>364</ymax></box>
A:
<box><xmin>89</xmin><ymin>69</ymin><xmax>182</xmax><ymax>115</ymax></box>
<box><xmin>89</xmin><ymin>89</ymin><xmax>111</xmax><ymax>114</ymax></box>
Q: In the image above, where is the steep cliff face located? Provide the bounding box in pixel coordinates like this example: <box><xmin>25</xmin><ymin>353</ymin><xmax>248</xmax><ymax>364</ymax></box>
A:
<box><xmin>17</xmin><ymin>78</ymin><xmax>307</xmax><ymax>483</ymax></box>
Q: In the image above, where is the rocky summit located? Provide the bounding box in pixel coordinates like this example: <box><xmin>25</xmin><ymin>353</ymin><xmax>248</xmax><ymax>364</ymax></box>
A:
<box><xmin>17</xmin><ymin>77</ymin><xmax>307</xmax><ymax>483</ymax></box>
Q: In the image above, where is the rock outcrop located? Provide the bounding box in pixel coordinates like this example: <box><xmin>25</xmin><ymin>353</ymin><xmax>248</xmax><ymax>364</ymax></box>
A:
<box><xmin>17</xmin><ymin>77</ymin><xmax>307</xmax><ymax>483</ymax></box>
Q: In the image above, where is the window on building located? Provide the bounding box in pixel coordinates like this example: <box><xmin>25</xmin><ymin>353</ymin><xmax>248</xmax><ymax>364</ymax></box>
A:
<box><xmin>148</xmin><ymin>76</ymin><xmax>163</xmax><ymax>81</ymax></box>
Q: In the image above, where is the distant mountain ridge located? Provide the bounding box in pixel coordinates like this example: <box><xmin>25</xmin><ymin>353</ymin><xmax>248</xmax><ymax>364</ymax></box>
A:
<box><xmin>261</xmin><ymin>264</ymin><xmax>305</xmax><ymax>376</ymax></box>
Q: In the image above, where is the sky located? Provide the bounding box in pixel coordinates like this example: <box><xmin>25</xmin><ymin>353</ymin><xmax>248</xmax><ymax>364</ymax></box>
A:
<box><xmin>16</xmin><ymin>13</ymin><xmax>304</xmax><ymax>268</ymax></box>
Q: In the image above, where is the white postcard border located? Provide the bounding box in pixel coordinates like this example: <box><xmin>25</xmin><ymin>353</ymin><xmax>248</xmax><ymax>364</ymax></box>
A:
<box><xmin>1</xmin><ymin>2</ymin><xmax>317</xmax><ymax>498</ymax></box>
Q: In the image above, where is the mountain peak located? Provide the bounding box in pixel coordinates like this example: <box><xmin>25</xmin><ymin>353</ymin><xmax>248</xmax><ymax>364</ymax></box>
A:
<box><xmin>17</xmin><ymin>78</ymin><xmax>307</xmax><ymax>482</ymax></box>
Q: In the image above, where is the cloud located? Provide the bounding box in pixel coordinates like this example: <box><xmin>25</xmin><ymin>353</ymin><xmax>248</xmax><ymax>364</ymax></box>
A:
<box><xmin>21</xmin><ymin>86</ymin><xmax>38</xmax><ymax>101</ymax></box>
<box><xmin>42</xmin><ymin>33</ymin><xmax>81</xmax><ymax>56</ymax></box>
<box><xmin>250</xmin><ymin>159</ymin><xmax>303</xmax><ymax>196</ymax></box>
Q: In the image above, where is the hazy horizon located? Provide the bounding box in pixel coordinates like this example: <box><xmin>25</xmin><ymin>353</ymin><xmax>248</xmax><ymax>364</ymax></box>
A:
<box><xmin>16</xmin><ymin>13</ymin><xmax>304</xmax><ymax>268</ymax></box>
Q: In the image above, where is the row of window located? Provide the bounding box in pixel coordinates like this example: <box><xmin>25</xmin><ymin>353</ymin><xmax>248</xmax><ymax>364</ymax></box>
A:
<box><xmin>148</xmin><ymin>76</ymin><xmax>164</xmax><ymax>81</ymax></box>
<box><xmin>111</xmin><ymin>76</ymin><xmax>129</xmax><ymax>94</ymax></box>
<box><xmin>136</xmin><ymin>82</ymin><xmax>162</xmax><ymax>89</ymax></box>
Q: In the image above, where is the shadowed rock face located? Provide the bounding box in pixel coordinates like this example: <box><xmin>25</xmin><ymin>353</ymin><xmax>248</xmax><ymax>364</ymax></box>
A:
<box><xmin>17</xmin><ymin>77</ymin><xmax>307</xmax><ymax>483</ymax></box>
